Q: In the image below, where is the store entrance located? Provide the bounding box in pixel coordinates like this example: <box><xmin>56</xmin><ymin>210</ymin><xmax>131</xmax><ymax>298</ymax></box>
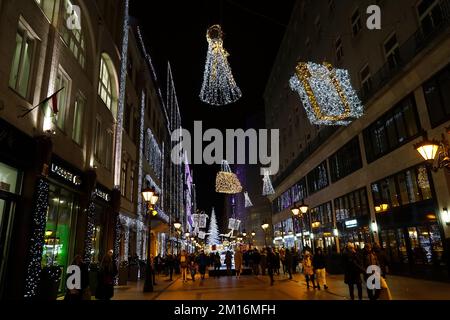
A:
<box><xmin>380</xmin><ymin>222</ymin><xmax>446</xmax><ymax>279</ymax></box>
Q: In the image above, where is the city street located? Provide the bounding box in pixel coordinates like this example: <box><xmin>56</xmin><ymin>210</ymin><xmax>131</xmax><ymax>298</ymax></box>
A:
<box><xmin>113</xmin><ymin>273</ymin><xmax>450</xmax><ymax>300</ymax></box>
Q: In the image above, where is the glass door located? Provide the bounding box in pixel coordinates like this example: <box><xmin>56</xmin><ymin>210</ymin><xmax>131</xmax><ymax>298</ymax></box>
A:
<box><xmin>0</xmin><ymin>198</ymin><xmax>14</xmax><ymax>298</ymax></box>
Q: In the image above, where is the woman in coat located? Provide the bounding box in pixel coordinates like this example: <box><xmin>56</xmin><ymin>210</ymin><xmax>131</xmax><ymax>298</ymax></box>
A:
<box><xmin>95</xmin><ymin>251</ymin><xmax>117</xmax><ymax>300</ymax></box>
<box><xmin>343</xmin><ymin>243</ymin><xmax>364</xmax><ymax>300</ymax></box>
<box><xmin>234</xmin><ymin>248</ymin><xmax>243</xmax><ymax>278</ymax></box>
<box><xmin>302</xmin><ymin>251</ymin><xmax>316</xmax><ymax>289</ymax></box>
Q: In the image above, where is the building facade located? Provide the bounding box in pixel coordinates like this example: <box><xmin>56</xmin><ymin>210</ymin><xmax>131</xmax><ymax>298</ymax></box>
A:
<box><xmin>265</xmin><ymin>0</ymin><xmax>450</xmax><ymax>280</ymax></box>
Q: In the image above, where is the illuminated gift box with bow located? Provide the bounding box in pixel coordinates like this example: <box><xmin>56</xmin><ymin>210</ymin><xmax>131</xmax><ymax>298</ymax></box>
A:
<box><xmin>289</xmin><ymin>62</ymin><xmax>364</xmax><ymax>126</ymax></box>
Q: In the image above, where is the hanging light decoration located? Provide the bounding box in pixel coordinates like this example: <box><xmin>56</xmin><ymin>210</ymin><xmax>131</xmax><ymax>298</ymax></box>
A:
<box><xmin>244</xmin><ymin>191</ymin><xmax>253</xmax><ymax>208</ymax></box>
<box><xmin>215</xmin><ymin>160</ymin><xmax>243</xmax><ymax>194</ymax></box>
<box><xmin>199</xmin><ymin>24</ymin><xmax>242</xmax><ymax>106</ymax></box>
<box><xmin>262</xmin><ymin>169</ymin><xmax>275</xmax><ymax>196</ymax></box>
<box><xmin>289</xmin><ymin>61</ymin><xmax>364</xmax><ymax>126</ymax></box>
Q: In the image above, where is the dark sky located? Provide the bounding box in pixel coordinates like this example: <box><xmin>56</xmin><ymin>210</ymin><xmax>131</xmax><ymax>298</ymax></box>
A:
<box><xmin>130</xmin><ymin>1</ymin><xmax>295</xmax><ymax>222</ymax></box>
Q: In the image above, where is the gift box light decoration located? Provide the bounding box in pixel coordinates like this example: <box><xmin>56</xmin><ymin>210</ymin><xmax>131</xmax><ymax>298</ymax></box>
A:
<box><xmin>244</xmin><ymin>191</ymin><xmax>253</xmax><ymax>208</ymax></box>
<box><xmin>289</xmin><ymin>62</ymin><xmax>364</xmax><ymax>126</ymax></box>
<box><xmin>216</xmin><ymin>160</ymin><xmax>243</xmax><ymax>194</ymax></box>
<box><xmin>199</xmin><ymin>25</ymin><xmax>242</xmax><ymax>106</ymax></box>
<box><xmin>262</xmin><ymin>169</ymin><xmax>275</xmax><ymax>196</ymax></box>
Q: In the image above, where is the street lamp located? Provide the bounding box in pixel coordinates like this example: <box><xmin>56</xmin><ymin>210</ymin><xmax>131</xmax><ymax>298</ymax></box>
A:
<box><xmin>414</xmin><ymin>130</ymin><xmax>450</xmax><ymax>171</ymax></box>
<box><xmin>261</xmin><ymin>222</ymin><xmax>269</xmax><ymax>247</ymax></box>
<box><xmin>142</xmin><ymin>187</ymin><xmax>159</xmax><ymax>293</ymax></box>
<box><xmin>242</xmin><ymin>230</ymin><xmax>247</xmax><ymax>237</ymax></box>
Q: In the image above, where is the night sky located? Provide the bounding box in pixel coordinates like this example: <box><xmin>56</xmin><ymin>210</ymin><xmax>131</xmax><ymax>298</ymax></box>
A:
<box><xmin>130</xmin><ymin>1</ymin><xmax>295</xmax><ymax>223</ymax></box>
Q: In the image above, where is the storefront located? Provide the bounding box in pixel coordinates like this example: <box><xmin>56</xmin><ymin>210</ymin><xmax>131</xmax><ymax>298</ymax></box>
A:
<box><xmin>372</xmin><ymin>164</ymin><xmax>448</xmax><ymax>279</ymax></box>
<box><xmin>41</xmin><ymin>156</ymin><xmax>84</xmax><ymax>294</ymax></box>
<box><xmin>92</xmin><ymin>185</ymin><xmax>112</xmax><ymax>264</ymax></box>
<box><xmin>336</xmin><ymin>216</ymin><xmax>372</xmax><ymax>250</ymax></box>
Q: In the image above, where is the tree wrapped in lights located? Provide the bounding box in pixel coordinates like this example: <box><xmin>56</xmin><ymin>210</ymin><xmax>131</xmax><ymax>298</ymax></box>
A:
<box><xmin>207</xmin><ymin>208</ymin><xmax>220</xmax><ymax>247</ymax></box>
<box><xmin>216</xmin><ymin>160</ymin><xmax>242</xmax><ymax>194</ymax></box>
<box><xmin>244</xmin><ymin>191</ymin><xmax>253</xmax><ymax>208</ymax></box>
<box><xmin>199</xmin><ymin>24</ymin><xmax>242</xmax><ymax>106</ymax></box>
<box><xmin>289</xmin><ymin>62</ymin><xmax>364</xmax><ymax>126</ymax></box>
<box><xmin>262</xmin><ymin>169</ymin><xmax>275</xmax><ymax>196</ymax></box>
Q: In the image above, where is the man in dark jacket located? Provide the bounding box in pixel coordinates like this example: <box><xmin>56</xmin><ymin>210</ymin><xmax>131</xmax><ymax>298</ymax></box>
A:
<box><xmin>252</xmin><ymin>249</ymin><xmax>261</xmax><ymax>275</ymax></box>
<box><xmin>343</xmin><ymin>243</ymin><xmax>364</xmax><ymax>300</ymax></box>
<box><xmin>166</xmin><ymin>254</ymin><xmax>175</xmax><ymax>281</ymax></box>
<box><xmin>312</xmin><ymin>248</ymin><xmax>327</xmax><ymax>289</ymax></box>
<box><xmin>284</xmin><ymin>249</ymin><xmax>293</xmax><ymax>280</ymax></box>
<box><xmin>266</xmin><ymin>248</ymin><xmax>277</xmax><ymax>286</ymax></box>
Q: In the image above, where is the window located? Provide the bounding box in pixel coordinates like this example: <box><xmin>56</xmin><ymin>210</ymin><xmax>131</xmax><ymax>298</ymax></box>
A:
<box><xmin>94</xmin><ymin>118</ymin><xmax>102</xmax><ymax>161</ymax></box>
<box><xmin>360</xmin><ymin>64</ymin><xmax>372</xmax><ymax>98</ymax></box>
<box><xmin>363</xmin><ymin>94</ymin><xmax>420</xmax><ymax>163</ymax></box>
<box><xmin>371</xmin><ymin>165</ymin><xmax>433</xmax><ymax>209</ymax></box>
<box><xmin>351</xmin><ymin>9</ymin><xmax>362</xmax><ymax>36</ymax></box>
<box><xmin>423</xmin><ymin>63</ymin><xmax>450</xmax><ymax>127</ymax></box>
<box><xmin>124</xmin><ymin>103</ymin><xmax>132</xmax><ymax>135</ymax></box>
<box><xmin>9</xmin><ymin>27</ymin><xmax>34</xmax><ymax>99</ymax></box>
<box><xmin>384</xmin><ymin>33</ymin><xmax>401</xmax><ymax>71</ymax></box>
<box><xmin>98</xmin><ymin>56</ymin><xmax>114</xmax><ymax>111</ymax></box>
<box><xmin>311</xmin><ymin>202</ymin><xmax>333</xmax><ymax>225</ymax></box>
<box><xmin>105</xmin><ymin>130</ymin><xmax>113</xmax><ymax>170</ymax></box>
<box><xmin>307</xmin><ymin>161</ymin><xmax>329</xmax><ymax>194</ymax></box>
<box><xmin>335</xmin><ymin>37</ymin><xmax>343</xmax><ymax>62</ymax></box>
<box><xmin>129</xmin><ymin>164</ymin><xmax>134</xmax><ymax>201</ymax></box>
<box><xmin>34</xmin><ymin>0</ymin><xmax>56</xmax><ymax>21</ymax></box>
<box><xmin>329</xmin><ymin>137</ymin><xmax>362</xmax><ymax>183</ymax></box>
<box><xmin>55</xmin><ymin>67</ymin><xmax>71</xmax><ymax>130</ymax></box>
<box><xmin>61</xmin><ymin>0</ymin><xmax>85</xmax><ymax>68</ymax></box>
<box><xmin>72</xmin><ymin>95</ymin><xmax>84</xmax><ymax>144</ymax></box>
<box><xmin>417</xmin><ymin>0</ymin><xmax>444</xmax><ymax>36</ymax></box>
<box><xmin>291</xmin><ymin>178</ymin><xmax>307</xmax><ymax>203</ymax></box>
<box><xmin>120</xmin><ymin>161</ymin><xmax>127</xmax><ymax>197</ymax></box>
<box><xmin>334</xmin><ymin>188</ymin><xmax>369</xmax><ymax>221</ymax></box>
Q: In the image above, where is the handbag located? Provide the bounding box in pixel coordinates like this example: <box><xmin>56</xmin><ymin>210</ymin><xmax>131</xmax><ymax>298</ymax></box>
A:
<box><xmin>215</xmin><ymin>160</ymin><xmax>242</xmax><ymax>194</ymax></box>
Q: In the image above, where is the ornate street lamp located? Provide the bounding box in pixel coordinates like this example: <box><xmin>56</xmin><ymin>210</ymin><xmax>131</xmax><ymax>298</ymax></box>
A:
<box><xmin>414</xmin><ymin>130</ymin><xmax>450</xmax><ymax>171</ymax></box>
<box><xmin>261</xmin><ymin>222</ymin><xmax>269</xmax><ymax>247</ymax></box>
<box><xmin>142</xmin><ymin>187</ymin><xmax>158</xmax><ymax>293</ymax></box>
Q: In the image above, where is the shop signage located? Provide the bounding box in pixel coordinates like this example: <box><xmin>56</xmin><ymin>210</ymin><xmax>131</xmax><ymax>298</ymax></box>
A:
<box><xmin>95</xmin><ymin>188</ymin><xmax>111</xmax><ymax>202</ymax></box>
<box><xmin>51</xmin><ymin>163</ymin><xmax>82</xmax><ymax>186</ymax></box>
<box><xmin>345</xmin><ymin>219</ymin><xmax>358</xmax><ymax>228</ymax></box>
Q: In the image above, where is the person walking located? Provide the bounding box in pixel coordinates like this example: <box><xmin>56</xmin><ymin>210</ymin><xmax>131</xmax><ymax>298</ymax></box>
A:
<box><xmin>303</xmin><ymin>251</ymin><xmax>316</xmax><ymax>289</ymax></box>
<box><xmin>343</xmin><ymin>243</ymin><xmax>364</xmax><ymax>300</ymax></box>
<box><xmin>274</xmin><ymin>250</ymin><xmax>281</xmax><ymax>275</ymax></box>
<box><xmin>189</xmin><ymin>254</ymin><xmax>197</xmax><ymax>282</ymax></box>
<box><xmin>65</xmin><ymin>254</ymin><xmax>89</xmax><ymax>301</ymax></box>
<box><xmin>180</xmin><ymin>250</ymin><xmax>188</xmax><ymax>282</ymax></box>
<box><xmin>225</xmin><ymin>251</ymin><xmax>233</xmax><ymax>276</ymax></box>
<box><xmin>260</xmin><ymin>248</ymin><xmax>267</xmax><ymax>276</ymax></box>
<box><xmin>312</xmin><ymin>248</ymin><xmax>328</xmax><ymax>290</ymax></box>
<box><xmin>166</xmin><ymin>254</ymin><xmax>175</xmax><ymax>281</ymax></box>
<box><xmin>252</xmin><ymin>249</ymin><xmax>261</xmax><ymax>276</ymax></box>
<box><xmin>362</xmin><ymin>243</ymin><xmax>381</xmax><ymax>300</ymax></box>
<box><xmin>234</xmin><ymin>248</ymin><xmax>243</xmax><ymax>278</ymax></box>
<box><xmin>284</xmin><ymin>248</ymin><xmax>293</xmax><ymax>280</ymax></box>
<box><xmin>95</xmin><ymin>250</ymin><xmax>117</xmax><ymax>300</ymax></box>
<box><xmin>214</xmin><ymin>252</ymin><xmax>222</xmax><ymax>277</ymax></box>
<box><xmin>266</xmin><ymin>247</ymin><xmax>276</xmax><ymax>286</ymax></box>
<box><xmin>197</xmin><ymin>250</ymin><xmax>209</xmax><ymax>280</ymax></box>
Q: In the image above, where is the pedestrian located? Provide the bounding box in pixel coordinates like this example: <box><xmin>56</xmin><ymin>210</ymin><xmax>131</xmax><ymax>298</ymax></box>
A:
<box><xmin>180</xmin><ymin>250</ymin><xmax>188</xmax><ymax>282</ymax></box>
<box><xmin>274</xmin><ymin>250</ymin><xmax>281</xmax><ymax>275</ymax></box>
<box><xmin>234</xmin><ymin>248</ymin><xmax>243</xmax><ymax>278</ymax></box>
<box><xmin>312</xmin><ymin>247</ymin><xmax>328</xmax><ymax>290</ymax></box>
<box><xmin>260</xmin><ymin>248</ymin><xmax>267</xmax><ymax>276</ymax></box>
<box><xmin>166</xmin><ymin>254</ymin><xmax>174</xmax><ymax>281</ymax></box>
<box><xmin>303</xmin><ymin>251</ymin><xmax>316</xmax><ymax>289</ymax></box>
<box><xmin>95</xmin><ymin>250</ymin><xmax>117</xmax><ymax>300</ymax></box>
<box><xmin>189</xmin><ymin>255</ymin><xmax>197</xmax><ymax>282</ymax></box>
<box><xmin>214</xmin><ymin>252</ymin><xmax>222</xmax><ymax>277</ymax></box>
<box><xmin>343</xmin><ymin>243</ymin><xmax>364</xmax><ymax>300</ymax></box>
<box><xmin>225</xmin><ymin>251</ymin><xmax>233</xmax><ymax>276</ymax></box>
<box><xmin>266</xmin><ymin>247</ymin><xmax>276</xmax><ymax>286</ymax></box>
<box><xmin>284</xmin><ymin>248</ymin><xmax>293</xmax><ymax>280</ymax></box>
<box><xmin>197</xmin><ymin>250</ymin><xmax>209</xmax><ymax>280</ymax></box>
<box><xmin>362</xmin><ymin>243</ymin><xmax>381</xmax><ymax>300</ymax></box>
<box><xmin>64</xmin><ymin>254</ymin><xmax>90</xmax><ymax>301</ymax></box>
<box><xmin>252</xmin><ymin>248</ymin><xmax>261</xmax><ymax>275</ymax></box>
<box><xmin>373</xmin><ymin>242</ymin><xmax>389</xmax><ymax>278</ymax></box>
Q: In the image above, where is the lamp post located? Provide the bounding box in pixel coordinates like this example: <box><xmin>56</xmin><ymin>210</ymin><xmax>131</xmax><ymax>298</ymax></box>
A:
<box><xmin>261</xmin><ymin>222</ymin><xmax>269</xmax><ymax>247</ymax></box>
<box><xmin>142</xmin><ymin>187</ymin><xmax>159</xmax><ymax>293</ymax></box>
<box><xmin>414</xmin><ymin>129</ymin><xmax>450</xmax><ymax>171</ymax></box>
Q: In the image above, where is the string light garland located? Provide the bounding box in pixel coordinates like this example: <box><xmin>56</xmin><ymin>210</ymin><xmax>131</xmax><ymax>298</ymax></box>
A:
<box><xmin>244</xmin><ymin>191</ymin><xmax>253</xmax><ymax>208</ymax></box>
<box><xmin>200</xmin><ymin>25</ymin><xmax>242</xmax><ymax>106</ymax></box>
<box><xmin>262</xmin><ymin>169</ymin><xmax>275</xmax><ymax>196</ymax></box>
<box><xmin>83</xmin><ymin>193</ymin><xmax>96</xmax><ymax>263</ymax></box>
<box><xmin>24</xmin><ymin>178</ymin><xmax>49</xmax><ymax>298</ymax></box>
<box><xmin>113</xmin><ymin>215</ymin><xmax>121</xmax><ymax>285</ymax></box>
<box><xmin>289</xmin><ymin>62</ymin><xmax>364</xmax><ymax>126</ymax></box>
<box><xmin>216</xmin><ymin>160</ymin><xmax>243</xmax><ymax>194</ymax></box>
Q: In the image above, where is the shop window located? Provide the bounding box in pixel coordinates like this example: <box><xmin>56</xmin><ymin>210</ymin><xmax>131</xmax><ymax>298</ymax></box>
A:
<box><xmin>360</xmin><ymin>64</ymin><xmax>372</xmax><ymax>98</ymax></box>
<box><xmin>72</xmin><ymin>95</ymin><xmax>85</xmax><ymax>145</ymax></box>
<box><xmin>423</xmin><ymin>63</ymin><xmax>450</xmax><ymax>127</ymax></box>
<box><xmin>311</xmin><ymin>202</ymin><xmax>333</xmax><ymax>226</ymax></box>
<box><xmin>60</xmin><ymin>0</ymin><xmax>86</xmax><ymax>68</ymax></box>
<box><xmin>34</xmin><ymin>0</ymin><xmax>56</xmax><ymax>22</ymax></box>
<box><xmin>334</xmin><ymin>188</ymin><xmax>369</xmax><ymax>221</ymax></box>
<box><xmin>9</xmin><ymin>24</ymin><xmax>35</xmax><ymax>100</ymax></box>
<box><xmin>329</xmin><ymin>137</ymin><xmax>362</xmax><ymax>183</ymax></box>
<box><xmin>98</xmin><ymin>55</ymin><xmax>115</xmax><ymax>112</ymax></box>
<box><xmin>42</xmin><ymin>184</ymin><xmax>79</xmax><ymax>293</ymax></box>
<box><xmin>120</xmin><ymin>161</ymin><xmax>127</xmax><ymax>197</ymax></box>
<box><xmin>335</xmin><ymin>36</ymin><xmax>343</xmax><ymax>62</ymax></box>
<box><xmin>291</xmin><ymin>177</ymin><xmax>308</xmax><ymax>204</ymax></box>
<box><xmin>54</xmin><ymin>67</ymin><xmax>71</xmax><ymax>131</ymax></box>
<box><xmin>0</xmin><ymin>162</ymin><xmax>21</xmax><ymax>194</ymax></box>
<box><xmin>364</xmin><ymin>94</ymin><xmax>420</xmax><ymax>163</ymax></box>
